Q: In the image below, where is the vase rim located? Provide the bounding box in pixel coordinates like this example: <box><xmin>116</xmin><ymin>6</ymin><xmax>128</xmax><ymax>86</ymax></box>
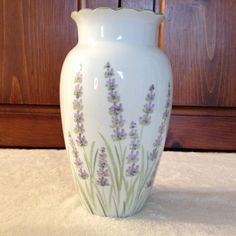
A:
<box><xmin>72</xmin><ymin>7</ymin><xmax>164</xmax><ymax>18</ymax></box>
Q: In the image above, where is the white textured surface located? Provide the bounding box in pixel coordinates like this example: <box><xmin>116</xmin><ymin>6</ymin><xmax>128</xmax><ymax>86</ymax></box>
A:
<box><xmin>0</xmin><ymin>149</ymin><xmax>236</xmax><ymax>236</ymax></box>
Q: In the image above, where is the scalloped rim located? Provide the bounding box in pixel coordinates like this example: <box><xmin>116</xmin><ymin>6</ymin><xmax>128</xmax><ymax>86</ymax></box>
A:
<box><xmin>72</xmin><ymin>7</ymin><xmax>164</xmax><ymax>17</ymax></box>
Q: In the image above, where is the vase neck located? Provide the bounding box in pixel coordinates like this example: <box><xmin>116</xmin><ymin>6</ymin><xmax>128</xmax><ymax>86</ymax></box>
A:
<box><xmin>72</xmin><ymin>8</ymin><xmax>164</xmax><ymax>47</ymax></box>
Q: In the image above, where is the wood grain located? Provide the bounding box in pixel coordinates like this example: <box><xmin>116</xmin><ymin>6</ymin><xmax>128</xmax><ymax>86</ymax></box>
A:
<box><xmin>1</xmin><ymin>0</ymin><xmax>235</xmax><ymax>151</ymax></box>
<box><xmin>0</xmin><ymin>105</ymin><xmax>64</xmax><ymax>148</ymax></box>
<box><xmin>1</xmin><ymin>105</ymin><xmax>235</xmax><ymax>150</ymax></box>
<box><xmin>121</xmin><ymin>0</ymin><xmax>154</xmax><ymax>10</ymax></box>
<box><xmin>164</xmin><ymin>0</ymin><xmax>236</xmax><ymax>107</ymax></box>
<box><xmin>172</xmin><ymin>106</ymin><xmax>236</xmax><ymax>117</ymax></box>
<box><xmin>0</xmin><ymin>0</ymin><xmax>77</xmax><ymax>105</ymax></box>
<box><xmin>85</xmin><ymin>0</ymin><xmax>118</xmax><ymax>8</ymax></box>
<box><xmin>166</xmin><ymin>114</ymin><xmax>236</xmax><ymax>151</ymax></box>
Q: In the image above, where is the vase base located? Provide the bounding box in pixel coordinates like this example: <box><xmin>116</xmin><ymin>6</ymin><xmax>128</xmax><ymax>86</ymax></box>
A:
<box><xmin>79</xmin><ymin>200</ymin><xmax>147</xmax><ymax>218</ymax></box>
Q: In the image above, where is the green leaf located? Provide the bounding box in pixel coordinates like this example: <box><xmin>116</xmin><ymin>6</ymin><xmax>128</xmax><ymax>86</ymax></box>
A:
<box><xmin>79</xmin><ymin>183</ymin><xmax>94</xmax><ymax>214</ymax></box>
<box><xmin>96</xmin><ymin>192</ymin><xmax>107</xmax><ymax>217</ymax></box>
<box><xmin>113</xmin><ymin>196</ymin><xmax>119</xmax><ymax>217</ymax></box>
<box><xmin>98</xmin><ymin>132</ymin><xmax>120</xmax><ymax>194</ymax></box>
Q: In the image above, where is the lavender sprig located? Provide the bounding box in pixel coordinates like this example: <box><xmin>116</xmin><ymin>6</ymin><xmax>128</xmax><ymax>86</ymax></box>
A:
<box><xmin>126</xmin><ymin>163</ymin><xmax>139</xmax><ymax>176</ymax></box>
<box><xmin>126</xmin><ymin>122</ymin><xmax>140</xmax><ymax>176</ymax></box>
<box><xmin>139</xmin><ymin>84</ymin><xmax>155</xmax><ymax>126</ymax></box>
<box><xmin>105</xmin><ymin>62</ymin><xmax>127</xmax><ymax>141</ymax></box>
<box><xmin>73</xmin><ymin>65</ymin><xmax>88</xmax><ymax>147</ymax></box>
<box><xmin>149</xmin><ymin>82</ymin><xmax>171</xmax><ymax>161</ymax></box>
<box><xmin>69</xmin><ymin>132</ymin><xmax>89</xmax><ymax>179</ymax></box>
<box><xmin>97</xmin><ymin>147</ymin><xmax>110</xmax><ymax>186</ymax></box>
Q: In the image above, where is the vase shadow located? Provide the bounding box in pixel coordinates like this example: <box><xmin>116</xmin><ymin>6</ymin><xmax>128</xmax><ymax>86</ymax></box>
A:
<box><xmin>130</xmin><ymin>187</ymin><xmax>236</xmax><ymax>226</ymax></box>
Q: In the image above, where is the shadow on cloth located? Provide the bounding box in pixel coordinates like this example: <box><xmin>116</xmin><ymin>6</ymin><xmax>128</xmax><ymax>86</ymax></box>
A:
<box><xmin>132</xmin><ymin>187</ymin><xmax>236</xmax><ymax>225</ymax></box>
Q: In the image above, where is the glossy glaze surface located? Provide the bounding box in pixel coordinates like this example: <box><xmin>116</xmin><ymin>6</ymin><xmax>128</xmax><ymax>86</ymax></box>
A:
<box><xmin>60</xmin><ymin>8</ymin><xmax>172</xmax><ymax>217</ymax></box>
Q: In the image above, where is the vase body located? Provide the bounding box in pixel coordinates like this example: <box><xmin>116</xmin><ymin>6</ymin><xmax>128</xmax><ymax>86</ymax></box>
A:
<box><xmin>60</xmin><ymin>8</ymin><xmax>173</xmax><ymax>217</ymax></box>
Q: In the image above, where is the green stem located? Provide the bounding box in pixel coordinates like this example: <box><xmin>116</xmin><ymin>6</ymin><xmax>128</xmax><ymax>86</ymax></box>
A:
<box><xmin>140</xmin><ymin>125</ymin><xmax>144</xmax><ymax>142</ymax></box>
<box><xmin>117</xmin><ymin>140</ymin><xmax>125</xmax><ymax>206</ymax></box>
<box><xmin>83</xmin><ymin>147</ymin><xmax>95</xmax><ymax>210</ymax></box>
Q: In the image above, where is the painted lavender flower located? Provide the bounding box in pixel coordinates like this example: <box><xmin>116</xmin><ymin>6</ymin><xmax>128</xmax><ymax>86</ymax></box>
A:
<box><xmin>97</xmin><ymin>147</ymin><xmax>110</xmax><ymax>186</ymax></box>
<box><xmin>69</xmin><ymin>132</ymin><xmax>88</xmax><ymax>179</ymax></box>
<box><xmin>126</xmin><ymin>163</ymin><xmax>139</xmax><ymax>176</ymax></box>
<box><xmin>105</xmin><ymin>62</ymin><xmax>126</xmax><ymax>141</ymax></box>
<box><xmin>149</xmin><ymin>82</ymin><xmax>171</xmax><ymax>161</ymax></box>
<box><xmin>146</xmin><ymin>169</ymin><xmax>156</xmax><ymax>188</ymax></box>
<box><xmin>139</xmin><ymin>84</ymin><xmax>155</xmax><ymax>126</ymax></box>
<box><xmin>126</xmin><ymin>121</ymin><xmax>140</xmax><ymax>176</ymax></box>
<box><xmin>73</xmin><ymin>65</ymin><xmax>88</xmax><ymax>147</ymax></box>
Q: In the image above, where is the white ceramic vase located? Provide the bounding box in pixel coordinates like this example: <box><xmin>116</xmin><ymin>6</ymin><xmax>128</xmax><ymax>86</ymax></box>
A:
<box><xmin>60</xmin><ymin>8</ymin><xmax>173</xmax><ymax>217</ymax></box>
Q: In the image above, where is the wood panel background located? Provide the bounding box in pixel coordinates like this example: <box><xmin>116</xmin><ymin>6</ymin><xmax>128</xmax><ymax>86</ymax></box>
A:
<box><xmin>164</xmin><ymin>0</ymin><xmax>236</xmax><ymax>107</ymax></box>
<box><xmin>0</xmin><ymin>0</ymin><xmax>77</xmax><ymax>104</ymax></box>
<box><xmin>0</xmin><ymin>0</ymin><xmax>235</xmax><ymax>150</ymax></box>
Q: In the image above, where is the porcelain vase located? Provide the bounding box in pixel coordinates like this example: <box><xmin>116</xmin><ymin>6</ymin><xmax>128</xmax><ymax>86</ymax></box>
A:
<box><xmin>60</xmin><ymin>8</ymin><xmax>173</xmax><ymax>217</ymax></box>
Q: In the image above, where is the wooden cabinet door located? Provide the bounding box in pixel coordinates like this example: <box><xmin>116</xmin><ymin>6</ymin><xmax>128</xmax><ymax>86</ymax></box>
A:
<box><xmin>0</xmin><ymin>0</ymin><xmax>235</xmax><ymax>150</ymax></box>
<box><xmin>0</xmin><ymin>0</ymin><xmax>77</xmax><ymax>147</ymax></box>
<box><xmin>0</xmin><ymin>0</ymin><xmax>77</xmax><ymax>105</ymax></box>
<box><xmin>163</xmin><ymin>0</ymin><xmax>236</xmax><ymax>150</ymax></box>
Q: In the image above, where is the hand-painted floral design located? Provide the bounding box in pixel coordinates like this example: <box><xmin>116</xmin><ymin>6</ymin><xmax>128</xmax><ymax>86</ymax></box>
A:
<box><xmin>126</xmin><ymin>122</ymin><xmax>140</xmax><ymax>176</ymax></box>
<box><xmin>69</xmin><ymin>132</ymin><xmax>89</xmax><ymax>179</ymax></box>
<box><xmin>149</xmin><ymin>82</ymin><xmax>171</xmax><ymax>161</ymax></box>
<box><xmin>73</xmin><ymin>65</ymin><xmax>88</xmax><ymax>147</ymax></box>
<box><xmin>97</xmin><ymin>147</ymin><xmax>110</xmax><ymax>186</ymax></box>
<box><xmin>139</xmin><ymin>84</ymin><xmax>155</xmax><ymax>125</ymax></box>
<box><xmin>105</xmin><ymin>62</ymin><xmax>127</xmax><ymax>141</ymax></box>
<box><xmin>67</xmin><ymin>62</ymin><xmax>171</xmax><ymax>217</ymax></box>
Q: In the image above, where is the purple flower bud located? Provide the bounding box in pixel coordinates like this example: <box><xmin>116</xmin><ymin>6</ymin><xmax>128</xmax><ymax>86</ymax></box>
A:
<box><xmin>73</xmin><ymin>99</ymin><xmax>83</xmax><ymax>110</ymax></box>
<box><xmin>129</xmin><ymin>121</ymin><xmax>136</xmax><ymax>129</ymax></box>
<box><xmin>74</xmin><ymin>123</ymin><xmax>85</xmax><ymax>134</ymax></box>
<box><xmin>111</xmin><ymin>115</ymin><xmax>125</xmax><ymax>128</ymax></box>
<box><xmin>98</xmin><ymin>159</ymin><xmax>107</xmax><ymax>168</ymax></box>
<box><xmin>127</xmin><ymin>151</ymin><xmax>139</xmax><ymax>163</ymax></box>
<box><xmin>165</xmin><ymin>99</ymin><xmax>171</xmax><ymax>109</ymax></box>
<box><xmin>74</xmin><ymin>84</ymin><xmax>83</xmax><ymax>97</ymax></box>
<box><xmin>158</xmin><ymin>123</ymin><xmax>165</xmax><ymax>134</ymax></box>
<box><xmin>149</xmin><ymin>148</ymin><xmax>159</xmax><ymax>161</ymax></box>
<box><xmin>74</xmin><ymin>111</ymin><xmax>84</xmax><ymax>123</ymax></box>
<box><xmin>146</xmin><ymin>92</ymin><xmax>155</xmax><ymax>102</ymax></box>
<box><xmin>129</xmin><ymin>128</ymin><xmax>138</xmax><ymax>138</ymax></box>
<box><xmin>149</xmin><ymin>84</ymin><xmax>155</xmax><ymax>91</ymax></box>
<box><xmin>76</xmin><ymin>135</ymin><xmax>88</xmax><ymax>147</ymax></box>
<box><xmin>104</xmin><ymin>62</ymin><xmax>111</xmax><ymax>69</ymax></box>
<box><xmin>108</xmin><ymin>91</ymin><xmax>120</xmax><ymax>103</ymax></box>
<box><xmin>109</xmin><ymin>103</ymin><xmax>123</xmax><ymax>116</ymax></box>
<box><xmin>139</xmin><ymin>115</ymin><xmax>151</xmax><ymax>125</ymax></box>
<box><xmin>112</xmin><ymin>128</ymin><xmax>127</xmax><ymax>141</ymax></box>
<box><xmin>130</xmin><ymin>139</ymin><xmax>140</xmax><ymax>150</ymax></box>
<box><xmin>106</xmin><ymin>78</ymin><xmax>117</xmax><ymax>90</ymax></box>
<box><xmin>97</xmin><ymin>177</ymin><xmax>109</xmax><ymax>186</ymax></box>
<box><xmin>162</xmin><ymin>110</ymin><xmax>169</xmax><ymax>119</ymax></box>
<box><xmin>97</xmin><ymin>168</ymin><xmax>109</xmax><ymax>177</ymax></box>
<box><xmin>143</xmin><ymin>103</ymin><xmax>155</xmax><ymax>114</ymax></box>
<box><xmin>79</xmin><ymin>169</ymin><xmax>89</xmax><ymax>179</ymax></box>
<box><xmin>75</xmin><ymin>71</ymin><xmax>83</xmax><ymax>83</ymax></box>
<box><xmin>105</xmin><ymin>68</ymin><xmax>115</xmax><ymax>78</ymax></box>
<box><xmin>74</xmin><ymin>158</ymin><xmax>83</xmax><ymax>167</ymax></box>
<box><xmin>126</xmin><ymin>163</ymin><xmax>139</xmax><ymax>176</ymax></box>
<box><xmin>98</xmin><ymin>148</ymin><xmax>108</xmax><ymax>160</ymax></box>
<box><xmin>153</xmin><ymin>136</ymin><xmax>162</xmax><ymax>148</ymax></box>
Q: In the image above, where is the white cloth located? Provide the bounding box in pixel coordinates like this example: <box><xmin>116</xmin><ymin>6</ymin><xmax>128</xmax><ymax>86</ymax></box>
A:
<box><xmin>0</xmin><ymin>149</ymin><xmax>236</xmax><ymax>236</ymax></box>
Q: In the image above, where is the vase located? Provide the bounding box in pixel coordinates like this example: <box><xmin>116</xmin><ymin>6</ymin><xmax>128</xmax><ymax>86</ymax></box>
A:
<box><xmin>60</xmin><ymin>8</ymin><xmax>173</xmax><ymax>218</ymax></box>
